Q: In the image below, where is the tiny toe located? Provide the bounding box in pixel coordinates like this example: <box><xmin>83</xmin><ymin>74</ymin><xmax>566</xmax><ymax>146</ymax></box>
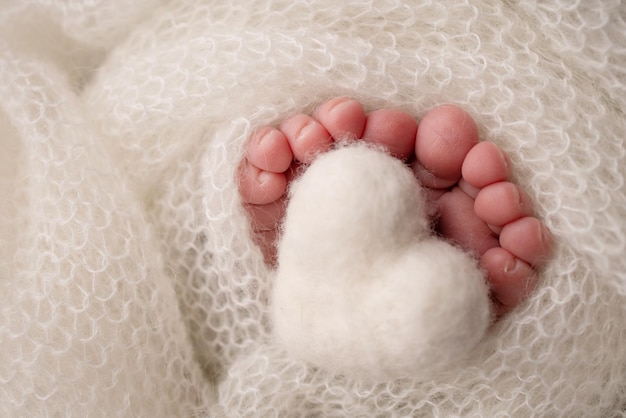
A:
<box><xmin>314</xmin><ymin>97</ymin><xmax>366</xmax><ymax>141</ymax></box>
<box><xmin>415</xmin><ymin>105</ymin><xmax>478</xmax><ymax>188</ymax></box>
<box><xmin>474</xmin><ymin>182</ymin><xmax>534</xmax><ymax>227</ymax></box>
<box><xmin>481</xmin><ymin>247</ymin><xmax>537</xmax><ymax>314</ymax></box>
<box><xmin>437</xmin><ymin>187</ymin><xmax>499</xmax><ymax>257</ymax></box>
<box><xmin>500</xmin><ymin>217</ymin><xmax>553</xmax><ymax>266</ymax></box>
<box><xmin>362</xmin><ymin>108</ymin><xmax>417</xmax><ymax>159</ymax></box>
<box><xmin>247</xmin><ymin>126</ymin><xmax>293</xmax><ymax>173</ymax></box>
<box><xmin>462</xmin><ymin>142</ymin><xmax>510</xmax><ymax>188</ymax></box>
<box><xmin>458</xmin><ymin>178</ymin><xmax>480</xmax><ymax>199</ymax></box>
<box><xmin>238</xmin><ymin>161</ymin><xmax>288</xmax><ymax>205</ymax></box>
<box><xmin>279</xmin><ymin>114</ymin><xmax>332</xmax><ymax>164</ymax></box>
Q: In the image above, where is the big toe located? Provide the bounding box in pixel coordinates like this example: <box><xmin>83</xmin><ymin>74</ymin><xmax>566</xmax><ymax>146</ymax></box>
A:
<box><xmin>414</xmin><ymin>105</ymin><xmax>479</xmax><ymax>189</ymax></box>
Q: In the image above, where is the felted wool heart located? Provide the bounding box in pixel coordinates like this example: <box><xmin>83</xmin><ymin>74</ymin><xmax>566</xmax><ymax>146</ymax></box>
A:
<box><xmin>272</xmin><ymin>144</ymin><xmax>492</xmax><ymax>381</ymax></box>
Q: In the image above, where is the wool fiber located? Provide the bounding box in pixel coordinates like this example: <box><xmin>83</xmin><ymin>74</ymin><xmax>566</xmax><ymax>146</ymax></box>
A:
<box><xmin>273</xmin><ymin>145</ymin><xmax>492</xmax><ymax>382</ymax></box>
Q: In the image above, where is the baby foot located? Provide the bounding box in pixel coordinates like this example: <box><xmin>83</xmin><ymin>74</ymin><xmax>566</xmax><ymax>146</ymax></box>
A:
<box><xmin>238</xmin><ymin>97</ymin><xmax>552</xmax><ymax>316</ymax></box>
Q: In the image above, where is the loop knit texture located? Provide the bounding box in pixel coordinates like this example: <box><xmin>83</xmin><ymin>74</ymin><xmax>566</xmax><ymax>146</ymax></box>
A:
<box><xmin>0</xmin><ymin>1</ymin><xmax>625</xmax><ymax>417</ymax></box>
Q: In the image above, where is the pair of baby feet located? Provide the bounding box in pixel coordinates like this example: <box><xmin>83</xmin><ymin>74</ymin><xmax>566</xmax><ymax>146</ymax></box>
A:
<box><xmin>238</xmin><ymin>97</ymin><xmax>552</xmax><ymax>316</ymax></box>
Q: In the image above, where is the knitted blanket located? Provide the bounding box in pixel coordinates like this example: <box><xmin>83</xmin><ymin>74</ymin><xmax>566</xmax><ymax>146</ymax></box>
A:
<box><xmin>1</xmin><ymin>1</ymin><xmax>625</xmax><ymax>416</ymax></box>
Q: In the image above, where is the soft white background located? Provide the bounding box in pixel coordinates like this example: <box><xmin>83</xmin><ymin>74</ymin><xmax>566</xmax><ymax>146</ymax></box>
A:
<box><xmin>0</xmin><ymin>1</ymin><xmax>624</xmax><ymax>416</ymax></box>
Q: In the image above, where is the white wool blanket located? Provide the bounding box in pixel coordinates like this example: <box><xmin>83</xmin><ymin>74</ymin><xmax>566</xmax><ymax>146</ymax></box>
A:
<box><xmin>1</xmin><ymin>1</ymin><xmax>625</xmax><ymax>416</ymax></box>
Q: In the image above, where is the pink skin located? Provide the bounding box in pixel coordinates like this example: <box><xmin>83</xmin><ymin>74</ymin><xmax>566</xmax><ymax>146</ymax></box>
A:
<box><xmin>238</xmin><ymin>97</ymin><xmax>553</xmax><ymax>317</ymax></box>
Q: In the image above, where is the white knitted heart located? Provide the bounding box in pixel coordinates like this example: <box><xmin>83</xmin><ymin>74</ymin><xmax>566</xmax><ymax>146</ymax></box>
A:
<box><xmin>272</xmin><ymin>144</ymin><xmax>492</xmax><ymax>381</ymax></box>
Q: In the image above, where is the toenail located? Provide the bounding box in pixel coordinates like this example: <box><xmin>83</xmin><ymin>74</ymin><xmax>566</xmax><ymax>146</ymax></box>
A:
<box><xmin>459</xmin><ymin>178</ymin><xmax>479</xmax><ymax>199</ymax></box>
<box><xmin>326</xmin><ymin>97</ymin><xmax>348</xmax><ymax>108</ymax></box>
<box><xmin>488</xmin><ymin>224</ymin><xmax>502</xmax><ymax>235</ymax></box>
<box><xmin>503</xmin><ymin>256</ymin><xmax>519</xmax><ymax>274</ymax></box>
<box><xmin>328</xmin><ymin>97</ymin><xmax>356</xmax><ymax>114</ymax></box>
<box><xmin>513</xmin><ymin>186</ymin><xmax>523</xmax><ymax>208</ymax></box>
<box><xmin>510</xmin><ymin>184</ymin><xmax>532</xmax><ymax>213</ymax></box>
<box><xmin>256</xmin><ymin>169</ymin><xmax>272</xmax><ymax>186</ymax></box>
<box><xmin>296</xmin><ymin>120</ymin><xmax>317</xmax><ymax>140</ymax></box>
<box><xmin>258</xmin><ymin>128</ymin><xmax>274</xmax><ymax>145</ymax></box>
<box><xmin>497</xmin><ymin>146</ymin><xmax>510</xmax><ymax>171</ymax></box>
